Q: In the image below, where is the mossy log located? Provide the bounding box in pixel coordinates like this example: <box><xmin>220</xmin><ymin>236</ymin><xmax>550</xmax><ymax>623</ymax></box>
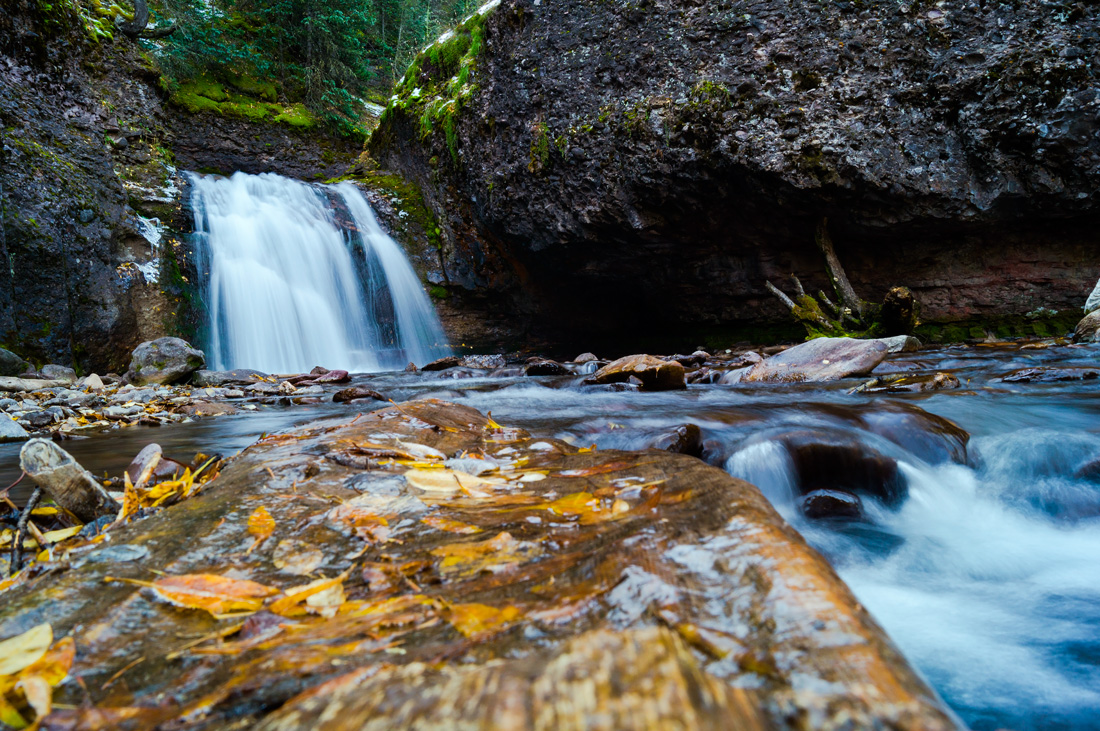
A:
<box><xmin>768</xmin><ymin>219</ymin><xmax>918</xmax><ymax>339</ymax></box>
<box><xmin>0</xmin><ymin>400</ymin><xmax>956</xmax><ymax>729</ymax></box>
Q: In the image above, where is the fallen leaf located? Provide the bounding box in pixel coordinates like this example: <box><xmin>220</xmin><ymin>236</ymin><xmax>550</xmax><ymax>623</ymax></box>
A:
<box><xmin>543</xmin><ymin>492</ymin><xmax>599</xmax><ymax>517</ymax></box>
<box><xmin>106</xmin><ymin>574</ymin><xmax>276</xmax><ymax>617</ymax></box>
<box><xmin>273</xmin><ymin>540</ymin><xmax>324</xmax><ymax>575</ymax></box>
<box><xmin>0</xmin><ymin>624</ymin><xmax>52</xmax><ymax>676</ymax></box>
<box><xmin>420</xmin><ymin>516</ymin><xmax>483</xmax><ymax>534</ymax></box>
<box><xmin>328</xmin><ymin>505</ymin><xmax>391</xmax><ymax>544</ymax></box>
<box><xmin>405</xmin><ymin>468</ymin><xmax>502</xmax><ymax>497</ymax></box>
<box><xmin>445</xmin><ymin>602</ymin><xmax>521</xmax><ymax>638</ymax></box>
<box><xmin>270</xmin><ymin>569</ymin><xmax>351</xmax><ymax>618</ymax></box>
<box><xmin>246</xmin><ymin>506</ymin><xmax>276</xmax><ymax>554</ymax></box>
<box><xmin>430</xmin><ymin>531</ymin><xmax>542</xmax><ymax>580</ymax></box>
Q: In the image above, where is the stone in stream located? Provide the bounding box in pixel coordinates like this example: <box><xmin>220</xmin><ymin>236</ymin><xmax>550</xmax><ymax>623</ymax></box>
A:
<box><xmin>0</xmin><ymin>414</ymin><xmax>29</xmax><ymax>442</ymax></box>
<box><xmin>524</xmin><ymin>358</ymin><xmax>569</xmax><ymax>376</ymax></box>
<box><xmin>646</xmin><ymin>423</ymin><xmax>704</xmax><ymax>457</ymax></box>
<box><xmin>39</xmin><ymin>364</ymin><xmax>77</xmax><ymax>383</ymax></box>
<box><xmin>587</xmin><ymin>354</ymin><xmax>686</xmax><ymax>391</ymax></box>
<box><xmin>856</xmin><ymin>403</ymin><xmax>970</xmax><ymax>465</ymax></box>
<box><xmin>801</xmin><ymin>489</ymin><xmax>864</xmax><ymax>520</ymax></box>
<box><xmin>0</xmin><ymin>399</ymin><xmax>956</xmax><ymax>730</ymax></box>
<box><xmin>126</xmin><ymin>337</ymin><xmax>206</xmax><ymax>386</ymax></box>
<box><xmin>878</xmin><ymin>335</ymin><xmax>922</xmax><ymax>354</ymax></box>
<box><xmin>574</xmin><ymin>352</ymin><xmax>598</xmax><ymax>363</ymax></box>
<box><xmin>311</xmin><ymin>369</ymin><xmax>351</xmax><ymax>384</ymax></box>
<box><xmin>853</xmin><ymin>372</ymin><xmax>962</xmax><ymax>394</ymax></box>
<box><xmin>125</xmin><ymin>443</ymin><xmax>191</xmax><ymax>485</ymax></box>
<box><xmin>333</xmin><ymin>386</ymin><xmax>388</xmax><ymax>403</ymax></box>
<box><xmin>422</xmin><ymin>355</ymin><xmax>461</xmax><ymax>371</ymax></box>
<box><xmin>1000</xmin><ymin>367</ymin><xmax>1100</xmax><ymax>383</ymax></box>
<box><xmin>192</xmin><ymin>369</ymin><xmax>270</xmax><ymax>387</ymax></box>
<box><xmin>671</xmin><ymin>350</ymin><xmax>709</xmax><ymax>367</ymax></box>
<box><xmin>743</xmin><ymin>337</ymin><xmax>890</xmax><ymax>383</ymax></box>
<box><xmin>79</xmin><ymin>373</ymin><xmax>106</xmax><ymax>391</ymax></box>
<box><xmin>1073</xmin><ymin>310</ymin><xmax>1100</xmax><ymax>343</ymax></box>
<box><xmin>0</xmin><ymin>347</ymin><xmax>29</xmax><ymax>377</ymax></box>
<box><xmin>177</xmin><ymin>401</ymin><xmax>239</xmax><ymax>417</ymax></box>
<box><xmin>778</xmin><ymin>429</ymin><xmax>907</xmax><ymax>507</ymax></box>
<box><xmin>0</xmin><ymin>377</ymin><xmax>67</xmax><ymax>393</ymax></box>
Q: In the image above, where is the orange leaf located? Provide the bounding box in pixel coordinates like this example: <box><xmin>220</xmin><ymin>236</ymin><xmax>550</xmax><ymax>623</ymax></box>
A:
<box><xmin>430</xmin><ymin>531</ymin><xmax>542</xmax><ymax>580</ymax></box>
<box><xmin>420</xmin><ymin>515</ymin><xmax>483</xmax><ymax>534</ymax></box>
<box><xmin>270</xmin><ymin>569</ymin><xmax>351</xmax><ymax>618</ymax></box>
<box><xmin>106</xmin><ymin>574</ymin><xmax>276</xmax><ymax>617</ymax></box>
<box><xmin>445</xmin><ymin>602</ymin><xmax>521</xmax><ymax>638</ymax></box>
<box><xmin>246</xmin><ymin>506</ymin><xmax>276</xmax><ymax>554</ymax></box>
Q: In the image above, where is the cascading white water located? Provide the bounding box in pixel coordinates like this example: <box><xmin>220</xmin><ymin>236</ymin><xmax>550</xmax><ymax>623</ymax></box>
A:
<box><xmin>189</xmin><ymin>172</ymin><xmax>449</xmax><ymax>374</ymax></box>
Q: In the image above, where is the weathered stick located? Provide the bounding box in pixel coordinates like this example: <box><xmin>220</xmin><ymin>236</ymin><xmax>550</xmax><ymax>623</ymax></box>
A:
<box><xmin>9</xmin><ymin>487</ymin><xmax>42</xmax><ymax>575</ymax></box>
<box><xmin>19</xmin><ymin>439</ymin><xmax>119</xmax><ymax>523</ymax></box>
<box><xmin>815</xmin><ymin>218</ymin><xmax>864</xmax><ymax>321</ymax></box>
<box><xmin>764</xmin><ymin>280</ymin><xmax>797</xmax><ymax>310</ymax></box>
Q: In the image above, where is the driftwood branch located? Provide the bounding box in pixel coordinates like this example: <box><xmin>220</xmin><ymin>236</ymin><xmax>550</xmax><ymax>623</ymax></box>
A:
<box><xmin>815</xmin><ymin>218</ymin><xmax>864</xmax><ymax>320</ymax></box>
<box><xmin>765</xmin><ymin>281</ymin><xmax>796</xmax><ymax>310</ymax></box>
<box><xmin>9</xmin><ymin>488</ymin><xmax>42</xmax><ymax>576</ymax></box>
<box><xmin>19</xmin><ymin>439</ymin><xmax>119</xmax><ymax>524</ymax></box>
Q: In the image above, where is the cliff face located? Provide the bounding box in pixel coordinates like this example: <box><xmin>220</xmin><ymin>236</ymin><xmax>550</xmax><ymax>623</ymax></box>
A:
<box><xmin>0</xmin><ymin>2</ymin><xmax>363</xmax><ymax>372</ymax></box>
<box><xmin>370</xmin><ymin>0</ymin><xmax>1100</xmax><ymax>347</ymax></box>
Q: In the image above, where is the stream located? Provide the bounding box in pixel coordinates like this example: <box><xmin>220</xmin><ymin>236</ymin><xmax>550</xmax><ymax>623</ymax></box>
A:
<box><xmin>3</xmin><ymin>341</ymin><xmax>1099</xmax><ymax>730</ymax></box>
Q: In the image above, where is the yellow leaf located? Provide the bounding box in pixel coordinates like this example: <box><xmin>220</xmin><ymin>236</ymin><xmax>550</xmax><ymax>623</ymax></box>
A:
<box><xmin>19</xmin><ymin>636</ymin><xmax>74</xmax><ymax>687</ymax></box>
<box><xmin>40</xmin><ymin>526</ymin><xmax>82</xmax><ymax>545</ymax></box>
<box><xmin>0</xmin><ymin>695</ymin><xmax>27</xmax><ymax>729</ymax></box>
<box><xmin>272</xmin><ymin>540</ymin><xmax>324</xmax><ymax>576</ymax></box>
<box><xmin>246</xmin><ymin>506</ymin><xmax>276</xmax><ymax>555</ymax></box>
<box><xmin>106</xmin><ymin>574</ymin><xmax>276</xmax><ymax>617</ymax></box>
<box><xmin>430</xmin><ymin>531</ymin><xmax>542</xmax><ymax>580</ymax></box>
<box><xmin>420</xmin><ymin>516</ymin><xmax>483</xmax><ymax>535</ymax></box>
<box><xmin>269</xmin><ymin>569</ymin><xmax>351</xmax><ymax>618</ymax></box>
<box><xmin>543</xmin><ymin>492</ymin><xmax>599</xmax><ymax>517</ymax></box>
<box><xmin>0</xmin><ymin>624</ymin><xmax>52</xmax><ymax>676</ymax></box>
<box><xmin>445</xmin><ymin>602</ymin><xmax>521</xmax><ymax>638</ymax></box>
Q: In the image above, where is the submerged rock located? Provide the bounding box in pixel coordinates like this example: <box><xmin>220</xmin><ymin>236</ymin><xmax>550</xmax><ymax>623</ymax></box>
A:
<box><xmin>587</xmin><ymin>354</ymin><xmax>686</xmax><ymax>391</ymax></box>
<box><xmin>744</xmin><ymin>337</ymin><xmax>889</xmax><ymax>383</ymax></box>
<box><xmin>524</xmin><ymin>358</ymin><xmax>569</xmax><ymax>376</ymax></box>
<box><xmin>646</xmin><ymin>423</ymin><xmax>703</xmax><ymax>457</ymax></box>
<box><xmin>0</xmin><ymin>400</ymin><xmax>956</xmax><ymax>730</ymax></box>
<box><xmin>854</xmin><ymin>372</ymin><xmax>962</xmax><ymax>394</ymax></box>
<box><xmin>801</xmin><ymin>489</ymin><xmax>864</xmax><ymax>521</ymax></box>
<box><xmin>1000</xmin><ymin>367</ymin><xmax>1100</xmax><ymax>383</ymax></box>
<box><xmin>422</xmin><ymin>355</ymin><xmax>462</xmax><ymax>371</ymax></box>
<box><xmin>333</xmin><ymin>387</ymin><xmax>388</xmax><ymax>404</ymax></box>
<box><xmin>778</xmin><ymin>429</ymin><xmax>907</xmax><ymax>508</ymax></box>
<box><xmin>126</xmin><ymin>337</ymin><xmax>206</xmax><ymax>386</ymax></box>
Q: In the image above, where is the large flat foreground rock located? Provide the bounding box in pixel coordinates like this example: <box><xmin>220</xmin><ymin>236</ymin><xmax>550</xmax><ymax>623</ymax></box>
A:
<box><xmin>0</xmin><ymin>400</ymin><xmax>956</xmax><ymax>730</ymax></box>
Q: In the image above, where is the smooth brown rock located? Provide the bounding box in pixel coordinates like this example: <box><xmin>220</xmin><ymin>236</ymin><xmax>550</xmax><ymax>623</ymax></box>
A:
<box><xmin>0</xmin><ymin>401</ymin><xmax>956</xmax><ymax>731</ymax></box>
<box><xmin>802</xmin><ymin>489</ymin><xmax>864</xmax><ymax>520</ymax></box>
<box><xmin>177</xmin><ymin>401</ymin><xmax>239</xmax><ymax>416</ymax></box>
<box><xmin>524</xmin><ymin>358</ymin><xmax>569</xmax><ymax>376</ymax></box>
<box><xmin>574</xmin><ymin>352</ymin><xmax>598</xmax><ymax>363</ymax></box>
<box><xmin>745</xmin><ymin>337</ymin><xmax>889</xmax><ymax>383</ymax></box>
<box><xmin>333</xmin><ymin>387</ymin><xmax>388</xmax><ymax>403</ymax></box>
<box><xmin>588</xmin><ymin>354</ymin><xmax>686</xmax><ymax>390</ymax></box>
<box><xmin>647</xmin><ymin>423</ymin><xmax>704</xmax><ymax>457</ymax></box>
<box><xmin>422</xmin><ymin>355</ymin><xmax>461</xmax><ymax>371</ymax></box>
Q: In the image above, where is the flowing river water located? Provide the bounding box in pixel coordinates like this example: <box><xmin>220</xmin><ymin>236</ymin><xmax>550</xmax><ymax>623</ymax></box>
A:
<box><xmin>3</xmin><ymin>342</ymin><xmax>1099</xmax><ymax>729</ymax></box>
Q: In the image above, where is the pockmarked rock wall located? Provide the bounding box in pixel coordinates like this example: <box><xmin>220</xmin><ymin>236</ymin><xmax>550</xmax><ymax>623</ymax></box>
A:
<box><xmin>370</xmin><ymin>0</ymin><xmax>1100</xmax><ymax>347</ymax></box>
<box><xmin>0</xmin><ymin>400</ymin><xmax>959</xmax><ymax>729</ymax></box>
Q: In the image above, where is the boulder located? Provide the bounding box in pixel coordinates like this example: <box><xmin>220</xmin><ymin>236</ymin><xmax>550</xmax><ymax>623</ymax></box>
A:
<box><xmin>462</xmin><ymin>354</ymin><xmax>507</xmax><ymax>369</ymax></box>
<box><xmin>587</xmin><ymin>354</ymin><xmax>686</xmax><ymax>391</ymax></box>
<box><xmin>0</xmin><ymin>348</ymin><xmax>29</xmax><ymax>377</ymax></box>
<box><xmin>40</xmin><ymin>364</ymin><xmax>77</xmax><ymax>383</ymax></box>
<box><xmin>524</xmin><ymin>358</ymin><xmax>569</xmax><ymax>376</ymax></box>
<box><xmin>333</xmin><ymin>387</ymin><xmax>388</xmax><ymax>404</ymax></box>
<box><xmin>878</xmin><ymin>335</ymin><xmax>922</xmax><ymax>354</ymax></box>
<box><xmin>0</xmin><ymin>414</ymin><xmax>29</xmax><ymax>443</ymax></box>
<box><xmin>1073</xmin><ymin>310</ymin><xmax>1100</xmax><ymax>343</ymax></box>
<box><xmin>127</xmin><ymin>338</ymin><xmax>206</xmax><ymax>385</ymax></box>
<box><xmin>177</xmin><ymin>401</ymin><xmax>240</xmax><ymax>417</ymax></box>
<box><xmin>574</xmin><ymin>352</ymin><xmax>598</xmax><ymax>364</ymax></box>
<box><xmin>192</xmin><ymin>369</ymin><xmax>270</xmax><ymax>387</ymax></box>
<box><xmin>778</xmin><ymin>429</ymin><xmax>907</xmax><ymax>507</ymax></box>
<box><xmin>646</xmin><ymin>424</ymin><xmax>703</xmax><ymax>457</ymax></box>
<box><xmin>311</xmin><ymin>369</ymin><xmax>351</xmax><ymax>384</ymax></box>
<box><xmin>0</xmin><ymin>377</ymin><xmax>67</xmax><ymax>392</ymax></box>
<box><xmin>856</xmin><ymin>404</ymin><xmax>970</xmax><ymax>465</ymax></box>
<box><xmin>79</xmin><ymin>373</ymin><xmax>106</xmax><ymax>391</ymax></box>
<box><xmin>744</xmin><ymin>337</ymin><xmax>889</xmax><ymax>383</ymax></box>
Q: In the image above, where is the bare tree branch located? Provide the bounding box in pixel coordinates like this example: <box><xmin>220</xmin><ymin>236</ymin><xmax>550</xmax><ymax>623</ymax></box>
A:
<box><xmin>120</xmin><ymin>0</ymin><xmax>178</xmax><ymax>40</ymax></box>
<box><xmin>815</xmin><ymin>217</ymin><xmax>864</xmax><ymax>322</ymax></box>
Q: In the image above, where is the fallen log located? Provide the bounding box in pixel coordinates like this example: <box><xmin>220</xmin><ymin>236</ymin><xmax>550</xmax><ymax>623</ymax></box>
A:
<box><xmin>18</xmin><ymin>439</ymin><xmax>119</xmax><ymax>523</ymax></box>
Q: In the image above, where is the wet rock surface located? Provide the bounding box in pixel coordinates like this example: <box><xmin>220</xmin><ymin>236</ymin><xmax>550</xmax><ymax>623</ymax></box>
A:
<box><xmin>0</xmin><ymin>400</ymin><xmax>955</xmax><ymax>729</ymax></box>
<box><xmin>744</xmin><ymin>337</ymin><xmax>889</xmax><ymax>383</ymax></box>
<box><xmin>371</xmin><ymin>0</ymin><xmax>1100</xmax><ymax>348</ymax></box>
<box><xmin>587</xmin><ymin>354</ymin><xmax>687</xmax><ymax>390</ymax></box>
<box><xmin>126</xmin><ymin>338</ymin><xmax>206</xmax><ymax>386</ymax></box>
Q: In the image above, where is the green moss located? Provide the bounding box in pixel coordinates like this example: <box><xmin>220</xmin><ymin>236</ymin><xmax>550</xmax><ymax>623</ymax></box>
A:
<box><xmin>337</xmin><ymin>157</ymin><xmax>444</xmax><ymax>251</ymax></box>
<box><xmin>170</xmin><ymin>83</ymin><xmax>316</xmax><ymax>130</ymax></box>
<box><xmin>528</xmin><ymin>122</ymin><xmax>550</xmax><ymax>173</ymax></box>
<box><xmin>429</xmin><ymin>285</ymin><xmax>450</xmax><ymax>299</ymax></box>
<box><xmin>373</xmin><ymin>4</ymin><xmax>496</xmax><ymax>167</ymax></box>
<box><xmin>227</xmin><ymin>73</ymin><xmax>277</xmax><ymax>102</ymax></box>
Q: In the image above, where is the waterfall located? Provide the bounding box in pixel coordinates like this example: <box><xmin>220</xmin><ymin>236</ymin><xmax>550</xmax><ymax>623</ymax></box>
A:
<box><xmin>188</xmin><ymin>172</ymin><xmax>449</xmax><ymax>374</ymax></box>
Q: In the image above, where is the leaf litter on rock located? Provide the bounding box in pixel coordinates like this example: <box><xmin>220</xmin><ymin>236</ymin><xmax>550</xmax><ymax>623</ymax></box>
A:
<box><xmin>105</xmin><ymin>574</ymin><xmax>277</xmax><ymax>618</ymax></box>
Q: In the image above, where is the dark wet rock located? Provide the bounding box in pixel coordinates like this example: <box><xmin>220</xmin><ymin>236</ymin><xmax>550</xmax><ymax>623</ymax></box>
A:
<box><xmin>854</xmin><ymin>372</ymin><xmax>962</xmax><ymax>394</ymax></box>
<box><xmin>524</xmin><ymin>358</ymin><xmax>569</xmax><ymax>376</ymax></box>
<box><xmin>587</xmin><ymin>354</ymin><xmax>686</xmax><ymax>391</ymax></box>
<box><xmin>1072</xmin><ymin>310</ymin><xmax>1100</xmax><ymax>343</ymax></box>
<box><xmin>574</xmin><ymin>353</ymin><xmax>598</xmax><ymax>364</ymax></box>
<box><xmin>192</xmin><ymin>369</ymin><xmax>270</xmax><ymax>387</ymax></box>
<box><xmin>177</xmin><ymin>401</ymin><xmax>240</xmax><ymax>417</ymax></box>
<box><xmin>1000</xmin><ymin>367</ymin><xmax>1100</xmax><ymax>383</ymax></box>
<box><xmin>801</xmin><ymin>490</ymin><xmax>864</xmax><ymax>521</ymax></box>
<box><xmin>779</xmin><ymin>430</ymin><xmax>906</xmax><ymax>508</ymax></box>
<box><xmin>333</xmin><ymin>387</ymin><xmax>388</xmax><ymax>404</ymax></box>
<box><xmin>0</xmin><ymin>415</ymin><xmax>29</xmax><ymax>442</ymax></box>
<box><xmin>0</xmin><ymin>400</ymin><xmax>956</xmax><ymax>730</ymax></box>
<box><xmin>490</xmin><ymin>367</ymin><xmax>526</xmax><ymax>377</ymax></box>
<box><xmin>125</xmin><ymin>443</ymin><xmax>191</xmax><ymax>485</ymax></box>
<box><xmin>461</xmin><ymin>354</ymin><xmax>507</xmax><ymax>369</ymax></box>
<box><xmin>422</xmin><ymin>356</ymin><xmax>462</xmax><ymax>371</ymax></box>
<box><xmin>0</xmin><ymin>348</ymin><xmax>29</xmax><ymax>377</ymax></box>
<box><xmin>310</xmin><ymin>366</ymin><xmax>331</xmax><ymax>376</ymax></box>
<box><xmin>126</xmin><ymin>338</ymin><xmax>206</xmax><ymax>386</ymax></box>
<box><xmin>687</xmin><ymin>368</ymin><xmax>721</xmax><ymax>384</ymax></box>
<box><xmin>856</xmin><ymin>404</ymin><xmax>969</xmax><ymax>466</ymax></box>
<box><xmin>370</xmin><ymin>0</ymin><xmax>1100</xmax><ymax>351</ymax></box>
<box><xmin>25</xmin><ymin>410</ymin><xmax>61</xmax><ymax>429</ymax></box>
<box><xmin>311</xmin><ymin>369</ymin><xmax>351</xmax><ymax>384</ymax></box>
<box><xmin>647</xmin><ymin>424</ymin><xmax>704</xmax><ymax>458</ymax></box>
<box><xmin>405</xmin><ymin>362</ymin><xmax>419</xmax><ymax>373</ymax></box>
<box><xmin>701</xmin><ymin>438</ymin><xmax>730</xmax><ymax>467</ymax></box>
<box><xmin>40</xmin><ymin>364</ymin><xmax>77</xmax><ymax>383</ymax></box>
<box><xmin>745</xmin><ymin>338</ymin><xmax>889</xmax><ymax>383</ymax></box>
<box><xmin>581</xmin><ymin>382</ymin><xmax>641</xmax><ymax>393</ymax></box>
<box><xmin>671</xmin><ymin>351</ymin><xmax>709</xmax><ymax>367</ymax></box>
<box><xmin>878</xmin><ymin>287</ymin><xmax>919</xmax><ymax>337</ymax></box>
<box><xmin>717</xmin><ymin>367</ymin><xmax>753</xmax><ymax>385</ymax></box>
<box><xmin>1076</xmin><ymin>459</ymin><xmax>1100</xmax><ymax>482</ymax></box>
